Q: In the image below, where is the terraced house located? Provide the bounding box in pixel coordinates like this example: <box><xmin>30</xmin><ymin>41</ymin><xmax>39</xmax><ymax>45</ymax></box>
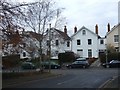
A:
<box><xmin>106</xmin><ymin>23</ymin><xmax>120</xmax><ymax>52</ymax></box>
<box><xmin>42</xmin><ymin>26</ymin><xmax>71</xmax><ymax>59</ymax></box>
<box><xmin>70</xmin><ymin>25</ymin><xmax>106</xmax><ymax>58</ymax></box>
<box><xmin>2</xmin><ymin>23</ymin><xmax>119</xmax><ymax>60</ymax></box>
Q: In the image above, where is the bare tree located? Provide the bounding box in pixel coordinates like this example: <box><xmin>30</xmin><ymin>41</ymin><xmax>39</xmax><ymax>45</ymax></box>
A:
<box><xmin>0</xmin><ymin>0</ymin><xmax>40</xmax><ymax>58</ymax></box>
<box><xmin>53</xmin><ymin>8</ymin><xmax>67</xmax><ymax>29</ymax></box>
<box><xmin>20</xmin><ymin>0</ymin><xmax>66</xmax><ymax>71</ymax></box>
<box><xmin>0</xmin><ymin>0</ymin><xmax>36</xmax><ymax>31</ymax></box>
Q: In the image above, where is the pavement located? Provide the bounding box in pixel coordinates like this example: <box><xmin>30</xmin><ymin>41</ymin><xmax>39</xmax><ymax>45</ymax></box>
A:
<box><xmin>99</xmin><ymin>75</ymin><xmax>120</xmax><ymax>89</ymax></box>
<box><xmin>90</xmin><ymin>59</ymin><xmax>101</xmax><ymax>67</ymax></box>
<box><xmin>91</xmin><ymin>59</ymin><xmax>120</xmax><ymax>89</ymax></box>
<box><xmin>2</xmin><ymin>70</ymin><xmax>62</xmax><ymax>88</ymax></box>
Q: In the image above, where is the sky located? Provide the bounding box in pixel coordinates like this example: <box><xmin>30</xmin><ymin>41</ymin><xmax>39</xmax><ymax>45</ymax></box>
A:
<box><xmin>16</xmin><ymin>0</ymin><xmax>119</xmax><ymax>37</ymax></box>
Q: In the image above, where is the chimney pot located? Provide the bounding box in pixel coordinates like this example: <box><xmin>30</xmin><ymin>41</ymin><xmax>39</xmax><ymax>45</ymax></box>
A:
<box><xmin>64</xmin><ymin>26</ymin><xmax>67</xmax><ymax>34</ymax></box>
<box><xmin>95</xmin><ymin>24</ymin><xmax>98</xmax><ymax>34</ymax></box>
<box><xmin>74</xmin><ymin>26</ymin><xmax>77</xmax><ymax>33</ymax></box>
<box><xmin>108</xmin><ymin>23</ymin><xmax>110</xmax><ymax>32</ymax></box>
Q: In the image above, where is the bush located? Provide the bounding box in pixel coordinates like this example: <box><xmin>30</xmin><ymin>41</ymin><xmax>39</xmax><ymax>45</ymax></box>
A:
<box><xmin>58</xmin><ymin>52</ymin><xmax>76</xmax><ymax>66</ymax></box>
<box><xmin>99</xmin><ymin>52</ymin><xmax>120</xmax><ymax>63</ymax></box>
<box><xmin>2</xmin><ymin>54</ymin><xmax>20</xmax><ymax>68</ymax></box>
<box><xmin>87</xmin><ymin>57</ymin><xmax>96</xmax><ymax>65</ymax></box>
<box><xmin>2</xmin><ymin>71</ymin><xmax>48</xmax><ymax>79</ymax></box>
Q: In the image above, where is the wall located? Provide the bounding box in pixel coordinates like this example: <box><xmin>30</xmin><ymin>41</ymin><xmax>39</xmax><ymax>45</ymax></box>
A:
<box><xmin>71</xmin><ymin>28</ymin><xmax>98</xmax><ymax>58</ymax></box>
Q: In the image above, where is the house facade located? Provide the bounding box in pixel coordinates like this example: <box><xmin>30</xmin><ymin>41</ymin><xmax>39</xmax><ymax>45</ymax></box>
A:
<box><xmin>42</xmin><ymin>26</ymin><xmax>71</xmax><ymax>59</ymax></box>
<box><xmin>2</xmin><ymin>29</ymin><xmax>41</xmax><ymax>59</ymax></box>
<box><xmin>70</xmin><ymin>25</ymin><xmax>106</xmax><ymax>58</ymax></box>
<box><xmin>106</xmin><ymin>23</ymin><xmax>120</xmax><ymax>52</ymax></box>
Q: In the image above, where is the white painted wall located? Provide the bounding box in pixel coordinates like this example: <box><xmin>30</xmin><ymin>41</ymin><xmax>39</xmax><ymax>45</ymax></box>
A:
<box><xmin>42</xmin><ymin>28</ymin><xmax>71</xmax><ymax>57</ymax></box>
<box><xmin>71</xmin><ymin>27</ymin><xmax>99</xmax><ymax>58</ymax></box>
<box><xmin>98</xmin><ymin>38</ymin><xmax>106</xmax><ymax>50</ymax></box>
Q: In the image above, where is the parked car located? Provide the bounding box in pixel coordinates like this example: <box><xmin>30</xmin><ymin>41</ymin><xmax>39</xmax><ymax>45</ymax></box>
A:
<box><xmin>102</xmin><ymin>60</ymin><xmax>120</xmax><ymax>68</ymax></box>
<box><xmin>66</xmin><ymin>59</ymin><xmax>90</xmax><ymax>69</ymax></box>
<box><xmin>41</xmin><ymin>61</ymin><xmax>61</xmax><ymax>69</ymax></box>
<box><xmin>21</xmin><ymin>62</ymin><xmax>36</xmax><ymax>70</ymax></box>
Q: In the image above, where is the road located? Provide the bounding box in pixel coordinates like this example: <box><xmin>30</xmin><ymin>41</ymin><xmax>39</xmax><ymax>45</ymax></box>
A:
<box><xmin>3</xmin><ymin>67</ymin><xmax>120</xmax><ymax>88</ymax></box>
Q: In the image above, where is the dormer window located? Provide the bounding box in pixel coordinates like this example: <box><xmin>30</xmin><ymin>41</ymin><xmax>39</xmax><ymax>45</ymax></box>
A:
<box><xmin>82</xmin><ymin>30</ymin><xmax>86</xmax><ymax>35</ymax></box>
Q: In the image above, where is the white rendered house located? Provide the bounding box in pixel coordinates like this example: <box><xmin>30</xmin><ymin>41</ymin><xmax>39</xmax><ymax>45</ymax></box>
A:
<box><xmin>42</xmin><ymin>26</ymin><xmax>71</xmax><ymax>58</ymax></box>
<box><xmin>70</xmin><ymin>25</ymin><xmax>106</xmax><ymax>58</ymax></box>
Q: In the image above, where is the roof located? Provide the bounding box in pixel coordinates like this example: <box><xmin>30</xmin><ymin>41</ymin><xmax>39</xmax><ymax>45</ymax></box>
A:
<box><xmin>51</xmin><ymin>28</ymin><xmax>71</xmax><ymax>40</ymax></box>
<box><xmin>7</xmin><ymin>31</ymin><xmax>21</xmax><ymax>46</ymax></box>
<box><xmin>106</xmin><ymin>23</ymin><xmax>120</xmax><ymax>36</ymax></box>
<box><xmin>26</xmin><ymin>31</ymin><xmax>42</xmax><ymax>41</ymax></box>
<box><xmin>71</xmin><ymin>26</ymin><xmax>100</xmax><ymax>38</ymax></box>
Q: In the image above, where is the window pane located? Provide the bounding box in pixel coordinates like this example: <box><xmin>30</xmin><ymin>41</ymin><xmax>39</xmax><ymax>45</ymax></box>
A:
<box><xmin>114</xmin><ymin>35</ymin><xmax>119</xmax><ymax>42</ymax></box>
<box><xmin>88</xmin><ymin>39</ymin><xmax>92</xmax><ymax>45</ymax></box>
<box><xmin>82</xmin><ymin>30</ymin><xmax>86</xmax><ymax>35</ymax></box>
<box><xmin>77</xmin><ymin>39</ymin><xmax>81</xmax><ymax>45</ymax></box>
<box><xmin>100</xmin><ymin>40</ymin><xmax>104</xmax><ymax>44</ymax></box>
<box><xmin>56</xmin><ymin>40</ymin><xmax>59</xmax><ymax>46</ymax></box>
<box><xmin>88</xmin><ymin>49</ymin><xmax>92</xmax><ymax>57</ymax></box>
<box><xmin>67</xmin><ymin>41</ymin><xmax>70</xmax><ymax>47</ymax></box>
<box><xmin>46</xmin><ymin>40</ymin><xmax>49</xmax><ymax>46</ymax></box>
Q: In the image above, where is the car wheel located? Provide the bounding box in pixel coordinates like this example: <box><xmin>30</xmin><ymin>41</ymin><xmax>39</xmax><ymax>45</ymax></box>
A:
<box><xmin>106</xmin><ymin>65</ymin><xmax>110</xmax><ymax>68</ymax></box>
<box><xmin>83</xmin><ymin>66</ymin><xmax>86</xmax><ymax>68</ymax></box>
<box><xmin>69</xmin><ymin>66</ymin><xmax>72</xmax><ymax>69</ymax></box>
<box><xmin>54</xmin><ymin>66</ymin><xmax>58</xmax><ymax>69</ymax></box>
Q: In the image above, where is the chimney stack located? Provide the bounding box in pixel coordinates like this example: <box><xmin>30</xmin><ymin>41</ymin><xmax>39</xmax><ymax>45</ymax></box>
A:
<box><xmin>95</xmin><ymin>24</ymin><xmax>98</xmax><ymax>35</ymax></box>
<box><xmin>108</xmin><ymin>23</ymin><xmax>110</xmax><ymax>32</ymax></box>
<box><xmin>64</xmin><ymin>26</ymin><xmax>67</xmax><ymax>34</ymax></box>
<box><xmin>74</xmin><ymin>26</ymin><xmax>77</xmax><ymax>33</ymax></box>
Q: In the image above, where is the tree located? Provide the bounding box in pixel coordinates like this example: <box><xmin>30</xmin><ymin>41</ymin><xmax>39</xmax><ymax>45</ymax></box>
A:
<box><xmin>106</xmin><ymin>44</ymin><xmax>116</xmax><ymax>53</ymax></box>
<box><xmin>20</xmin><ymin>0</ymin><xmax>66</xmax><ymax>71</ymax></box>
<box><xmin>1</xmin><ymin>0</ymin><xmax>38</xmax><ymax>56</ymax></box>
<box><xmin>53</xmin><ymin>8</ymin><xmax>67</xmax><ymax>29</ymax></box>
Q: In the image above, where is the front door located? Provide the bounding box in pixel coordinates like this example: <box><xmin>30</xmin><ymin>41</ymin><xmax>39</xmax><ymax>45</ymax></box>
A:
<box><xmin>77</xmin><ymin>49</ymin><xmax>83</xmax><ymax>57</ymax></box>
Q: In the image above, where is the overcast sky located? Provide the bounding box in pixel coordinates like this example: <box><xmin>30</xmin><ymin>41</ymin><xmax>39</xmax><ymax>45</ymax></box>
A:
<box><xmin>17</xmin><ymin>0</ymin><xmax>119</xmax><ymax>37</ymax></box>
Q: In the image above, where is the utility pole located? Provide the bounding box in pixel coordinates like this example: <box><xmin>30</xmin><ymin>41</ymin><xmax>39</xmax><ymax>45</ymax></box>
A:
<box><xmin>48</xmin><ymin>23</ymin><xmax>51</xmax><ymax>73</ymax></box>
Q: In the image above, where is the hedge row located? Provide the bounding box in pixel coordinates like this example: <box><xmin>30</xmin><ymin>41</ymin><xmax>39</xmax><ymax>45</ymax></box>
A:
<box><xmin>2</xmin><ymin>54</ymin><xmax>20</xmax><ymax>68</ymax></box>
<box><xmin>99</xmin><ymin>52</ymin><xmax>120</xmax><ymax>63</ymax></box>
<box><xmin>58</xmin><ymin>52</ymin><xmax>76</xmax><ymax>65</ymax></box>
<box><xmin>2</xmin><ymin>71</ymin><xmax>48</xmax><ymax>79</ymax></box>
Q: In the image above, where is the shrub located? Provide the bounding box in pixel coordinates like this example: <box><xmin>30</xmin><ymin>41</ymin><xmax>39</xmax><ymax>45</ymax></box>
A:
<box><xmin>99</xmin><ymin>52</ymin><xmax>120</xmax><ymax>63</ymax></box>
<box><xmin>87</xmin><ymin>57</ymin><xmax>96</xmax><ymax>65</ymax></box>
<box><xmin>2</xmin><ymin>54</ymin><xmax>20</xmax><ymax>68</ymax></box>
<box><xmin>58</xmin><ymin>52</ymin><xmax>76</xmax><ymax>66</ymax></box>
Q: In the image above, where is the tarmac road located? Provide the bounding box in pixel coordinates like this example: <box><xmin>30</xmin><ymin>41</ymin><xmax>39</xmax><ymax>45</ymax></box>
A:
<box><xmin>3</xmin><ymin>67</ymin><xmax>120</xmax><ymax>88</ymax></box>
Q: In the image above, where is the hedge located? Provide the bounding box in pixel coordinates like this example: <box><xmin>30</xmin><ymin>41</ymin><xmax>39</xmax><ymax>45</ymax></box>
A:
<box><xmin>99</xmin><ymin>52</ymin><xmax>120</xmax><ymax>63</ymax></box>
<box><xmin>58</xmin><ymin>52</ymin><xmax>76</xmax><ymax>65</ymax></box>
<box><xmin>2</xmin><ymin>54</ymin><xmax>20</xmax><ymax>68</ymax></box>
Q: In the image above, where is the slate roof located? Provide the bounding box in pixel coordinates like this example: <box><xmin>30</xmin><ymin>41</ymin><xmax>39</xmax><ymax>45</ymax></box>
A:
<box><xmin>51</xmin><ymin>28</ymin><xmax>71</xmax><ymax>40</ymax></box>
<box><xmin>27</xmin><ymin>31</ymin><xmax>42</xmax><ymax>41</ymax></box>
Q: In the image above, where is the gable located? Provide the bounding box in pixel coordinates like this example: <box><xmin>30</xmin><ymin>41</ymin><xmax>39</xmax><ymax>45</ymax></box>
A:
<box><xmin>71</xmin><ymin>26</ymin><xmax>98</xmax><ymax>39</ymax></box>
<box><xmin>106</xmin><ymin>23</ymin><xmax>120</xmax><ymax>36</ymax></box>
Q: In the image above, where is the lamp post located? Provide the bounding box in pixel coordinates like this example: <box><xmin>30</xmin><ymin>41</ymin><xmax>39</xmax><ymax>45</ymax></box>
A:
<box><xmin>48</xmin><ymin>23</ymin><xmax>51</xmax><ymax>73</ymax></box>
<box><xmin>105</xmin><ymin>44</ymin><xmax>109</xmax><ymax>68</ymax></box>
